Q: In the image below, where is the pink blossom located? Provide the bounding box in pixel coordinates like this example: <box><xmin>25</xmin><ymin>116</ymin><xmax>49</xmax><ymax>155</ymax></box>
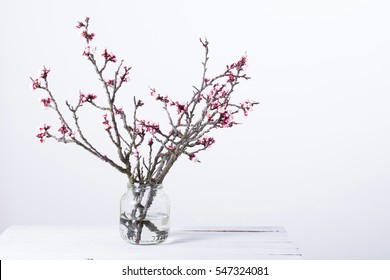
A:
<box><xmin>175</xmin><ymin>102</ymin><xmax>187</xmax><ymax>114</ymax></box>
<box><xmin>227</xmin><ymin>74</ymin><xmax>235</xmax><ymax>83</ymax></box>
<box><xmin>120</xmin><ymin>75</ymin><xmax>129</xmax><ymax>83</ymax></box>
<box><xmin>76</xmin><ymin>21</ymin><xmax>85</xmax><ymax>29</ymax></box>
<box><xmin>114</xmin><ymin>105</ymin><xmax>123</xmax><ymax>115</ymax></box>
<box><xmin>148</xmin><ymin>138</ymin><xmax>154</xmax><ymax>146</ymax></box>
<box><xmin>236</xmin><ymin>55</ymin><xmax>247</xmax><ymax>69</ymax></box>
<box><xmin>151</xmin><ymin>90</ymin><xmax>170</xmax><ymax>103</ymax></box>
<box><xmin>58</xmin><ymin>123</ymin><xmax>69</xmax><ymax>135</ymax></box>
<box><xmin>82</xmin><ymin>46</ymin><xmax>92</xmax><ymax>56</ymax></box>
<box><xmin>209</xmin><ymin>101</ymin><xmax>219</xmax><ymax>110</ymax></box>
<box><xmin>139</xmin><ymin>120</ymin><xmax>160</xmax><ymax>134</ymax></box>
<box><xmin>240</xmin><ymin>100</ymin><xmax>255</xmax><ymax>116</ymax></box>
<box><xmin>68</xmin><ymin>131</ymin><xmax>76</xmax><ymax>138</ymax></box>
<box><xmin>80</xmin><ymin>92</ymin><xmax>97</xmax><ymax>103</ymax></box>
<box><xmin>31</xmin><ymin>78</ymin><xmax>41</xmax><ymax>91</ymax></box>
<box><xmin>81</xmin><ymin>31</ymin><xmax>95</xmax><ymax>41</ymax></box>
<box><xmin>58</xmin><ymin>124</ymin><xmax>75</xmax><ymax>138</ymax></box>
<box><xmin>197</xmin><ymin>136</ymin><xmax>215</xmax><ymax>147</ymax></box>
<box><xmin>229</xmin><ymin>55</ymin><xmax>247</xmax><ymax>71</ymax></box>
<box><xmin>40</xmin><ymin>97</ymin><xmax>51</xmax><ymax>107</ymax></box>
<box><xmin>189</xmin><ymin>154</ymin><xmax>200</xmax><ymax>163</ymax></box>
<box><xmin>207</xmin><ymin>111</ymin><xmax>214</xmax><ymax>121</ymax></box>
<box><xmin>120</xmin><ymin>66</ymin><xmax>130</xmax><ymax>83</ymax></box>
<box><xmin>209</xmin><ymin>99</ymin><xmax>226</xmax><ymax>112</ymax></box>
<box><xmin>132</xmin><ymin>149</ymin><xmax>140</xmax><ymax>158</ymax></box>
<box><xmin>105</xmin><ymin>79</ymin><xmax>115</xmax><ymax>87</ymax></box>
<box><xmin>217</xmin><ymin>105</ymin><xmax>226</xmax><ymax>114</ymax></box>
<box><xmin>102</xmin><ymin>49</ymin><xmax>117</xmax><ymax>63</ymax></box>
<box><xmin>40</xmin><ymin>66</ymin><xmax>50</xmax><ymax>79</ymax></box>
<box><xmin>208</xmin><ymin>83</ymin><xmax>226</xmax><ymax>99</ymax></box>
<box><xmin>219</xmin><ymin>90</ymin><xmax>227</xmax><ymax>97</ymax></box>
<box><xmin>36</xmin><ymin>124</ymin><xmax>51</xmax><ymax>143</ymax></box>
<box><xmin>135</xmin><ymin>123</ymin><xmax>146</xmax><ymax>135</ymax></box>
<box><xmin>218</xmin><ymin>110</ymin><xmax>235</xmax><ymax>128</ymax></box>
<box><xmin>102</xmin><ymin>114</ymin><xmax>112</xmax><ymax>131</ymax></box>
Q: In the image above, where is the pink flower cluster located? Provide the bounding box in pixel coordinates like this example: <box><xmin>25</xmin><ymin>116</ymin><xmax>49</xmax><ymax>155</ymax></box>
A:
<box><xmin>58</xmin><ymin>124</ymin><xmax>71</xmax><ymax>136</ymax></box>
<box><xmin>36</xmin><ymin>124</ymin><xmax>51</xmax><ymax>143</ymax></box>
<box><xmin>151</xmin><ymin>79</ymin><xmax>246</xmax><ymax>130</ymax></box>
<box><xmin>132</xmin><ymin>149</ymin><xmax>140</xmax><ymax>159</ymax></box>
<box><xmin>189</xmin><ymin>154</ymin><xmax>200</xmax><ymax>162</ymax></box>
<box><xmin>77</xmin><ymin>17</ymin><xmax>95</xmax><ymax>43</ymax></box>
<box><xmin>200</xmin><ymin>83</ymin><xmax>237</xmax><ymax>128</ymax></box>
<box><xmin>229</xmin><ymin>55</ymin><xmax>247</xmax><ymax>71</ymax></box>
<box><xmin>82</xmin><ymin>46</ymin><xmax>92</xmax><ymax>56</ymax></box>
<box><xmin>120</xmin><ymin>66</ymin><xmax>130</xmax><ymax>83</ymax></box>
<box><xmin>197</xmin><ymin>136</ymin><xmax>215</xmax><ymax>147</ymax></box>
<box><xmin>41</xmin><ymin>97</ymin><xmax>52</xmax><ymax>107</ymax></box>
<box><xmin>36</xmin><ymin>123</ymin><xmax>74</xmax><ymax>143</ymax></box>
<box><xmin>102</xmin><ymin>114</ymin><xmax>112</xmax><ymax>131</ymax></box>
<box><xmin>218</xmin><ymin>110</ymin><xmax>235</xmax><ymax>128</ymax></box>
<box><xmin>151</xmin><ymin>89</ymin><xmax>170</xmax><ymax>103</ymax></box>
<box><xmin>105</xmin><ymin>79</ymin><xmax>115</xmax><ymax>87</ymax></box>
<box><xmin>138</xmin><ymin>120</ymin><xmax>160</xmax><ymax>134</ymax></box>
<box><xmin>31</xmin><ymin>66</ymin><xmax>51</xmax><ymax>91</ymax></box>
<box><xmin>105</xmin><ymin>69</ymin><xmax>130</xmax><ymax>86</ymax></box>
<box><xmin>76</xmin><ymin>21</ymin><xmax>85</xmax><ymax>29</ymax></box>
<box><xmin>114</xmin><ymin>105</ymin><xmax>123</xmax><ymax>115</ymax></box>
<box><xmin>151</xmin><ymin>89</ymin><xmax>188</xmax><ymax>115</ymax></box>
<box><xmin>31</xmin><ymin>78</ymin><xmax>41</xmax><ymax>90</ymax></box>
<box><xmin>40</xmin><ymin>67</ymin><xmax>50</xmax><ymax>79</ymax></box>
<box><xmin>79</xmin><ymin>92</ymin><xmax>97</xmax><ymax>103</ymax></box>
<box><xmin>81</xmin><ymin>30</ymin><xmax>95</xmax><ymax>41</ymax></box>
<box><xmin>174</xmin><ymin>102</ymin><xmax>187</xmax><ymax>114</ymax></box>
<box><xmin>207</xmin><ymin>84</ymin><xmax>227</xmax><ymax>107</ymax></box>
<box><xmin>240</xmin><ymin>100</ymin><xmax>255</xmax><ymax>116</ymax></box>
<box><xmin>31</xmin><ymin>67</ymin><xmax>55</xmax><ymax>109</ymax></box>
<box><xmin>102</xmin><ymin>49</ymin><xmax>117</xmax><ymax>63</ymax></box>
<box><xmin>226</xmin><ymin>56</ymin><xmax>247</xmax><ymax>83</ymax></box>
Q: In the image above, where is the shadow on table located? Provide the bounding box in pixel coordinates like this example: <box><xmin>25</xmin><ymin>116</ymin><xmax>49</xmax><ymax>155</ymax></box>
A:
<box><xmin>161</xmin><ymin>231</ymin><xmax>211</xmax><ymax>245</ymax></box>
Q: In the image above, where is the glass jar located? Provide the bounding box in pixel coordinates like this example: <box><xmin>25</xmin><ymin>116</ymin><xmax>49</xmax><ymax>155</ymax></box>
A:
<box><xmin>119</xmin><ymin>183</ymin><xmax>170</xmax><ymax>245</ymax></box>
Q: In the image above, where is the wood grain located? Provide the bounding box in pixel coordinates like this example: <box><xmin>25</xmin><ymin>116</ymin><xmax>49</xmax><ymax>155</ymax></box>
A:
<box><xmin>0</xmin><ymin>226</ymin><xmax>302</xmax><ymax>259</ymax></box>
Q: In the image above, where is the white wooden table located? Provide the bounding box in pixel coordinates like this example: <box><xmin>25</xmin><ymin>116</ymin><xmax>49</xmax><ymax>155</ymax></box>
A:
<box><xmin>0</xmin><ymin>226</ymin><xmax>302</xmax><ymax>259</ymax></box>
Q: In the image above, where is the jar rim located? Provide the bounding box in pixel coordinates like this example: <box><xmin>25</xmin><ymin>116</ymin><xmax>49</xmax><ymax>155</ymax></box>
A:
<box><xmin>127</xmin><ymin>183</ymin><xmax>163</xmax><ymax>189</ymax></box>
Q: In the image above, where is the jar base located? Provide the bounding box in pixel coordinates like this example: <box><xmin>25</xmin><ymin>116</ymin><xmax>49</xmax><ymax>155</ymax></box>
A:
<box><xmin>120</xmin><ymin>214</ymin><xmax>169</xmax><ymax>245</ymax></box>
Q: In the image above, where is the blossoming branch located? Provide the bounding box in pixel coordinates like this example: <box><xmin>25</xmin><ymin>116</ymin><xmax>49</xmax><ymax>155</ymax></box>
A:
<box><xmin>31</xmin><ymin>17</ymin><xmax>258</xmax><ymax>185</ymax></box>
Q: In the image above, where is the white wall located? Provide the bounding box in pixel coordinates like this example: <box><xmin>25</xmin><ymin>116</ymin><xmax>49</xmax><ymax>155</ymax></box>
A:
<box><xmin>1</xmin><ymin>0</ymin><xmax>389</xmax><ymax>259</ymax></box>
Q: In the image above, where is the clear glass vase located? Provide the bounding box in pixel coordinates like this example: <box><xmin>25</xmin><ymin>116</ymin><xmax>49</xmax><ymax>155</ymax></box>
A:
<box><xmin>119</xmin><ymin>183</ymin><xmax>170</xmax><ymax>245</ymax></box>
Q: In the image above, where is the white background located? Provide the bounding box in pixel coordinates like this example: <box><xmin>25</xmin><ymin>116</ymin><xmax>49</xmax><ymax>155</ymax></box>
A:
<box><xmin>1</xmin><ymin>0</ymin><xmax>389</xmax><ymax>259</ymax></box>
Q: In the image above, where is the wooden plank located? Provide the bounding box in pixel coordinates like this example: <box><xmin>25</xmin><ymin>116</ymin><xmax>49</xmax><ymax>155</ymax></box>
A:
<box><xmin>0</xmin><ymin>226</ymin><xmax>302</xmax><ymax>260</ymax></box>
